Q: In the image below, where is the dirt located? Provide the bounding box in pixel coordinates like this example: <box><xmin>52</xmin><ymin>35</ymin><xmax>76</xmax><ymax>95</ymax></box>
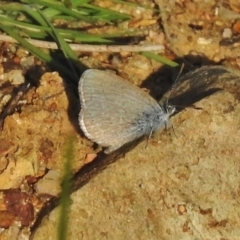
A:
<box><xmin>0</xmin><ymin>0</ymin><xmax>240</xmax><ymax>240</ymax></box>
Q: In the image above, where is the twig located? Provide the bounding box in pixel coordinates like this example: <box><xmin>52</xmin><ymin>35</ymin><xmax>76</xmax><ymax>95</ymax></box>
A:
<box><xmin>0</xmin><ymin>34</ymin><xmax>165</xmax><ymax>52</ymax></box>
<box><xmin>0</xmin><ymin>82</ymin><xmax>31</xmax><ymax>129</ymax></box>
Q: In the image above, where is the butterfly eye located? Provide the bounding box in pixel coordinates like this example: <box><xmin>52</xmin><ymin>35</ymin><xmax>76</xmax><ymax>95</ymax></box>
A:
<box><xmin>166</xmin><ymin>105</ymin><xmax>176</xmax><ymax>115</ymax></box>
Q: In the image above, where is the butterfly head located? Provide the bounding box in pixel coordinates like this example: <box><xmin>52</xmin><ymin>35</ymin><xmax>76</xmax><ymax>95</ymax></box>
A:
<box><xmin>163</xmin><ymin>104</ymin><xmax>176</xmax><ymax>117</ymax></box>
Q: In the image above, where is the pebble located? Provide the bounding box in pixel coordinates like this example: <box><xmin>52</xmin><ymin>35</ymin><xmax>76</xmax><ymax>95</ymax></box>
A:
<box><xmin>222</xmin><ymin>28</ymin><xmax>232</xmax><ymax>39</ymax></box>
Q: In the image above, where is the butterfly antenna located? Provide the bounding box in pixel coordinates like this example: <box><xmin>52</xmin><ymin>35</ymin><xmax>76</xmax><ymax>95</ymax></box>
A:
<box><xmin>166</xmin><ymin>63</ymin><xmax>185</xmax><ymax>107</ymax></box>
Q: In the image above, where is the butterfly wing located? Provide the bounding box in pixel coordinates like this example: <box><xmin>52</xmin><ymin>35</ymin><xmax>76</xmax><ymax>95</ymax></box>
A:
<box><xmin>78</xmin><ymin>69</ymin><xmax>164</xmax><ymax>152</ymax></box>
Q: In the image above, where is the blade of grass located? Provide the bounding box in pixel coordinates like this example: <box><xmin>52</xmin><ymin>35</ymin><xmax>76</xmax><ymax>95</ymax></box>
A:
<box><xmin>26</xmin><ymin>0</ymin><xmax>99</xmax><ymax>22</ymax></box>
<box><xmin>141</xmin><ymin>52</ymin><xmax>179</xmax><ymax>67</ymax></box>
<box><xmin>67</xmin><ymin>0</ymin><xmax>93</xmax><ymax>5</ymax></box>
<box><xmin>0</xmin><ymin>2</ymin><xmax>139</xmax><ymax>44</ymax></box>
<box><xmin>0</xmin><ymin>15</ymin><xmax>114</xmax><ymax>43</ymax></box>
<box><xmin>0</xmin><ymin>15</ymin><xmax>51</xmax><ymax>33</ymax></box>
<box><xmin>25</xmin><ymin>0</ymin><xmax>130</xmax><ymax>22</ymax></box>
<box><xmin>0</xmin><ymin>24</ymin><xmax>75</xmax><ymax>80</ymax></box>
<box><xmin>74</xmin><ymin>3</ymin><xmax>130</xmax><ymax>22</ymax></box>
<box><xmin>62</xmin><ymin>0</ymin><xmax>73</xmax><ymax>9</ymax></box>
<box><xmin>34</xmin><ymin>5</ymin><xmax>79</xmax><ymax>82</ymax></box>
<box><xmin>58</xmin><ymin>136</ymin><xmax>74</xmax><ymax>240</ymax></box>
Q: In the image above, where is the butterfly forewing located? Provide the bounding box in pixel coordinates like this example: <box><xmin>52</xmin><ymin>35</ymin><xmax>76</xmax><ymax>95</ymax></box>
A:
<box><xmin>79</xmin><ymin>69</ymin><xmax>164</xmax><ymax>150</ymax></box>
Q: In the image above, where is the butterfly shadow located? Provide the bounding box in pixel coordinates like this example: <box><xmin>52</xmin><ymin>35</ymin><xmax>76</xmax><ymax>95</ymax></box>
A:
<box><xmin>141</xmin><ymin>55</ymin><xmax>229</xmax><ymax>114</ymax></box>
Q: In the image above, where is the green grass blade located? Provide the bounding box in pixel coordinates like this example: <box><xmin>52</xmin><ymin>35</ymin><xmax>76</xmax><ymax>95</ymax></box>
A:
<box><xmin>141</xmin><ymin>52</ymin><xmax>179</xmax><ymax>67</ymax></box>
<box><xmin>0</xmin><ymin>24</ymin><xmax>76</xmax><ymax>80</ymax></box>
<box><xmin>78</xmin><ymin>3</ymin><xmax>130</xmax><ymax>22</ymax></box>
<box><xmin>26</xmin><ymin>0</ymin><xmax>98</xmax><ymax>22</ymax></box>
<box><xmin>34</xmin><ymin>6</ymin><xmax>79</xmax><ymax>82</ymax></box>
<box><xmin>58</xmin><ymin>136</ymin><xmax>74</xmax><ymax>240</ymax></box>
<box><xmin>0</xmin><ymin>14</ymin><xmax>113</xmax><ymax>43</ymax></box>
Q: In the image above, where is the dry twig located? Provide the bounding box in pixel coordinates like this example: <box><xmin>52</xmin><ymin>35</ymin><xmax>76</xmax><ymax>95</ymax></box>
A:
<box><xmin>0</xmin><ymin>34</ymin><xmax>165</xmax><ymax>52</ymax></box>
